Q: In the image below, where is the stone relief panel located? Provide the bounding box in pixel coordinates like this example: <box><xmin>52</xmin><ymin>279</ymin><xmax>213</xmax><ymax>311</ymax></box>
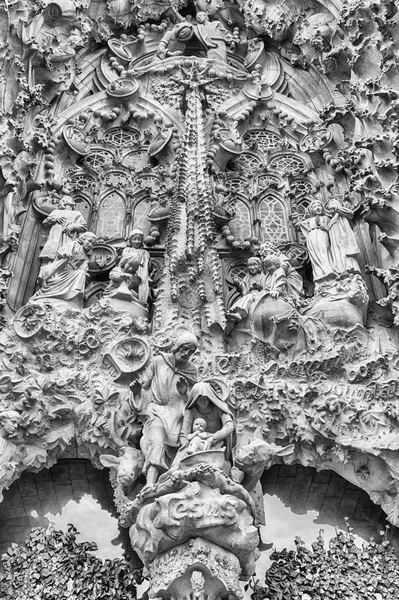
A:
<box><xmin>2</xmin><ymin>0</ymin><xmax>399</xmax><ymax>595</ymax></box>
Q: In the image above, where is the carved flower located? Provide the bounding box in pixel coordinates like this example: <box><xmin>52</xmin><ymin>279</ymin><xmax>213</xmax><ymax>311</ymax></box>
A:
<box><xmin>78</xmin><ymin>328</ymin><xmax>100</xmax><ymax>355</ymax></box>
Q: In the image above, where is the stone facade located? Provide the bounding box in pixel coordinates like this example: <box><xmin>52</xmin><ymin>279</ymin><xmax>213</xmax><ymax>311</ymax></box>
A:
<box><xmin>1</xmin><ymin>0</ymin><xmax>399</xmax><ymax>596</ymax></box>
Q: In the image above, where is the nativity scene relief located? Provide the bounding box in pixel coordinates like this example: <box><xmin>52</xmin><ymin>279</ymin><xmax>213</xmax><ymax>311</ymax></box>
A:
<box><xmin>1</xmin><ymin>0</ymin><xmax>399</xmax><ymax>597</ymax></box>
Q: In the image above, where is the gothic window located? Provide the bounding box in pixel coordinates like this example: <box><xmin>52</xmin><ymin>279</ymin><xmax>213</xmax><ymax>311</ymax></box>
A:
<box><xmin>293</xmin><ymin>196</ymin><xmax>311</xmax><ymax>216</ymax></box>
<box><xmin>103</xmin><ymin>128</ymin><xmax>141</xmax><ymax>147</ymax></box>
<box><xmin>83</xmin><ymin>149</ymin><xmax>114</xmax><ymax>170</ymax></box>
<box><xmin>74</xmin><ymin>194</ymin><xmax>92</xmax><ymax>225</ymax></box>
<box><xmin>268</xmin><ymin>153</ymin><xmax>306</xmax><ymax>177</ymax></box>
<box><xmin>96</xmin><ymin>191</ymin><xmax>126</xmax><ymax>239</ymax></box>
<box><xmin>133</xmin><ymin>199</ymin><xmax>149</xmax><ymax>233</ymax></box>
<box><xmin>258</xmin><ymin>194</ymin><xmax>290</xmax><ymax>243</ymax></box>
<box><xmin>121</xmin><ymin>150</ymin><xmax>149</xmax><ymax>171</ymax></box>
<box><xmin>230</xmin><ymin>198</ymin><xmax>252</xmax><ymax>240</ymax></box>
<box><xmin>243</xmin><ymin>130</ymin><xmax>281</xmax><ymax>152</ymax></box>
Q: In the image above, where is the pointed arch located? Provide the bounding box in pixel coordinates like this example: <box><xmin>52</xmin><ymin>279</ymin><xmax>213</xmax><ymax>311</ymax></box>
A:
<box><xmin>96</xmin><ymin>190</ymin><xmax>126</xmax><ymax>239</ymax></box>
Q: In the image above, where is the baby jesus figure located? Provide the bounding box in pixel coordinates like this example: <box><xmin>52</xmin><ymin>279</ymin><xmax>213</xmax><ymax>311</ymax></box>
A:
<box><xmin>186</xmin><ymin>418</ymin><xmax>214</xmax><ymax>454</ymax></box>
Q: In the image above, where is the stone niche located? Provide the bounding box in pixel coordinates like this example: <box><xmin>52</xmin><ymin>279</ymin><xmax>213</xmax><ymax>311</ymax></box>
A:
<box><xmin>1</xmin><ymin>0</ymin><xmax>399</xmax><ymax>597</ymax></box>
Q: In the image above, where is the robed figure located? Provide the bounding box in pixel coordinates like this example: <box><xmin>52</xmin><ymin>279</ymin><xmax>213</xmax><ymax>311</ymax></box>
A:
<box><xmin>130</xmin><ymin>332</ymin><xmax>198</xmax><ymax>485</ymax></box>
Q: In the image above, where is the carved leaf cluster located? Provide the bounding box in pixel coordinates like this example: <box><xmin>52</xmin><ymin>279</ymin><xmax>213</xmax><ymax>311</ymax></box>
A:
<box><xmin>0</xmin><ymin>525</ymin><xmax>137</xmax><ymax>600</ymax></box>
<box><xmin>251</xmin><ymin>526</ymin><xmax>399</xmax><ymax>600</ymax></box>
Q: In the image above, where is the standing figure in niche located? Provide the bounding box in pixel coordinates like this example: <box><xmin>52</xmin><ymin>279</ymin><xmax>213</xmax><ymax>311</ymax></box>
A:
<box><xmin>32</xmin><ymin>232</ymin><xmax>96</xmax><ymax>307</ymax></box>
<box><xmin>326</xmin><ymin>199</ymin><xmax>361</xmax><ymax>274</ymax></box>
<box><xmin>129</xmin><ymin>332</ymin><xmax>198</xmax><ymax>485</ymax></box>
<box><xmin>297</xmin><ymin>201</ymin><xmax>335</xmax><ymax>281</ymax></box>
<box><xmin>39</xmin><ymin>196</ymin><xmax>87</xmax><ymax>263</ymax></box>
<box><xmin>178</xmin><ymin>381</ymin><xmax>235</xmax><ymax>462</ymax></box>
<box><xmin>226</xmin><ymin>257</ymin><xmax>266</xmax><ymax>322</ymax></box>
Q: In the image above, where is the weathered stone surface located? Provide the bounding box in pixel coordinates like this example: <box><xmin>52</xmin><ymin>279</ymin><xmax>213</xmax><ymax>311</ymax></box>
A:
<box><xmin>2</xmin><ymin>0</ymin><xmax>399</xmax><ymax>595</ymax></box>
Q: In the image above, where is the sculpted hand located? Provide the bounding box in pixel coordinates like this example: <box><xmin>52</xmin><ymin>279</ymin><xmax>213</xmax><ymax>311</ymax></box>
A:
<box><xmin>129</xmin><ymin>379</ymin><xmax>142</xmax><ymax>395</ymax></box>
<box><xmin>203</xmin><ymin>436</ymin><xmax>215</xmax><ymax>451</ymax></box>
<box><xmin>176</xmin><ymin>377</ymin><xmax>188</xmax><ymax>396</ymax></box>
<box><xmin>62</xmin><ymin>224</ymin><xmax>75</xmax><ymax>235</ymax></box>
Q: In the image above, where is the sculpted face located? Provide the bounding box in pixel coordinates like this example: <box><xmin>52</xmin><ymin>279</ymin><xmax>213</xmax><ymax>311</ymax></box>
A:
<box><xmin>248</xmin><ymin>259</ymin><xmax>262</xmax><ymax>275</ymax></box>
<box><xmin>263</xmin><ymin>259</ymin><xmax>278</xmax><ymax>273</ymax></box>
<box><xmin>310</xmin><ymin>202</ymin><xmax>323</xmax><ymax>216</ymax></box>
<box><xmin>196</xmin><ymin>395</ymin><xmax>210</xmax><ymax>410</ymax></box>
<box><xmin>1</xmin><ymin>415</ymin><xmax>20</xmax><ymax>437</ymax></box>
<box><xmin>193</xmin><ymin>418</ymin><xmax>206</xmax><ymax>433</ymax></box>
<box><xmin>196</xmin><ymin>12</ymin><xmax>207</xmax><ymax>24</ymax></box>
<box><xmin>174</xmin><ymin>342</ymin><xmax>196</xmax><ymax>363</ymax></box>
<box><xmin>130</xmin><ymin>234</ymin><xmax>144</xmax><ymax>249</ymax></box>
<box><xmin>60</xmin><ymin>196</ymin><xmax>75</xmax><ymax>210</ymax></box>
<box><xmin>82</xmin><ymin>235</ymin><xmax>96</xmax><ymax>252</ymax></box>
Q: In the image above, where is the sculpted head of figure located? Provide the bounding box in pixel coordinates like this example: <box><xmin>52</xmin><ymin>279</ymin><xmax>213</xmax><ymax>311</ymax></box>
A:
<box><xmin>78</xmin><ymin>232</ymin><xmax>96</xmax><ymax>253</ymax></box>
<box><xmin>59</xmin><ymin>195</ymin><xmax>75</xmax><ymax>210</ymax></box>
<box><xmin>309</xmin><ymin>200</ymin><xmax>324</xmax><ymax>216</ymax></box>
<box><xmin>176</xmin><ymin>23</ymin><xmax>194</xmax><ymax>41</ymax></box>
<box><xmin>193</xmin><ymin>417</ymin><xmax>207</xmax><ymax>433</ymax></box>
<box><xmin>247</xmin><ymin>257</ymin><xmax>263</xmax><ymax>275</ymax></box>
<box><xmin>262</xmin><ymin>254</ymin><xmax>281</xmax><ymax>273</ymax></box>
<box><xmin>173</xmin><ymin>332</ymin><xmax>198</xmax><ymax>364</ymax></box>
<box><xmin>188</xmin><ymin>381</ymin><xmax>231</xmax><ymax>415</ymax></box>
<box><xmin>325</xmin><ymin>198</ymin><xmax>340</xmax><ymax>214</ymax></box>
<box><xmin>196</xmin><ymin>11</ymin><xmax>208</xmax><ymax>24</ymax></box>
<box><xmin>0</xmin><ymin>410</ymin><xmax>21</xmax><ymax>438</ymax></box>
<box><xmin>128</xmin><ymin>229</ymin><xmax>144</xmax><ymax>249</ymax></box>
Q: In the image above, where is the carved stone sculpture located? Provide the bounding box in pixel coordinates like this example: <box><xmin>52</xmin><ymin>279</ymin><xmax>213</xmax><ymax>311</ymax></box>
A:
<box><xmin>0</xmin><ymin>410</ymin><xmax>22</xmax><ymax>497</ymax></box>
<box><xmin>228</xmin><ymin>252</ymin><xmax>303</xmax><ymax>353</ymax></box>
<box><xmin>195</xmin><ymin>12</ymin><xmax>234</xmax><ymax>62</ymax></box>
<box><xmin>3</xmin><ymin>0</ymin><xmax>399</xmax><ymax>595</ymax></box>
<box><xmin>186</xmin><ymin>417</ymin><xmax>214</xmax><ymax>454</ymax></box>
<box><xmin>178</xmin><ymin>381</ymin><xmax>235</xmax><ymax>464</ymax></box>
<box><xmin>226</xmin><ymin>257</ymin><xmax>267</xmax><ymax>323</ymax></box>
<box><xmin>130</xmin><ymin>332</ymin><xmax>198</xmax><ymax>485</ymax></box>
<box><xmin>39</xmin><ymin>196</ymin><xmax>87</xmax><ymax>263</ymax></box>
<box><xmin>32</xmin><ymin>232</ymin><xmax>96</xmax><ymax>307</ymax></box>
<box><xmin>325</xmin><ymin>199</ymin><xmax>361</xmax><ymax>275</ymax></box>
<box><xmin>102</xmin><ymin>229</ymin><xmax>151</xmax><ymax>321</ymax></box>
<box><xmin>297</xmin><ymin>200</ymin><xmax>335</xmax><ymax>281</ymax></box>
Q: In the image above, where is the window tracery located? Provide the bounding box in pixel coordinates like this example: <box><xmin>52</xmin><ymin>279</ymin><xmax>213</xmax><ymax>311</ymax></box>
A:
<box><xmin>268</xmin><ymin>153</ymin><xmax>307</xmax><ymax>176</ymax></box>
<box><xmin>258</xmin><ymin>194</ymin><xmax>290</xmax><ymax>243</ymax></box>
<box><xmin>96</xmin><ymin>192</ymin><xmax>126</xmax><ymax>239</ymax></box>
<box><xmin>102</xmin><ymin>127</ymin><xmax>141</xmax><ymax>146</ymax></box>
<box><xmin>243</xmin><ymin>129</ymin><xmax>282</xmax><ymax>152</ymax></box>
